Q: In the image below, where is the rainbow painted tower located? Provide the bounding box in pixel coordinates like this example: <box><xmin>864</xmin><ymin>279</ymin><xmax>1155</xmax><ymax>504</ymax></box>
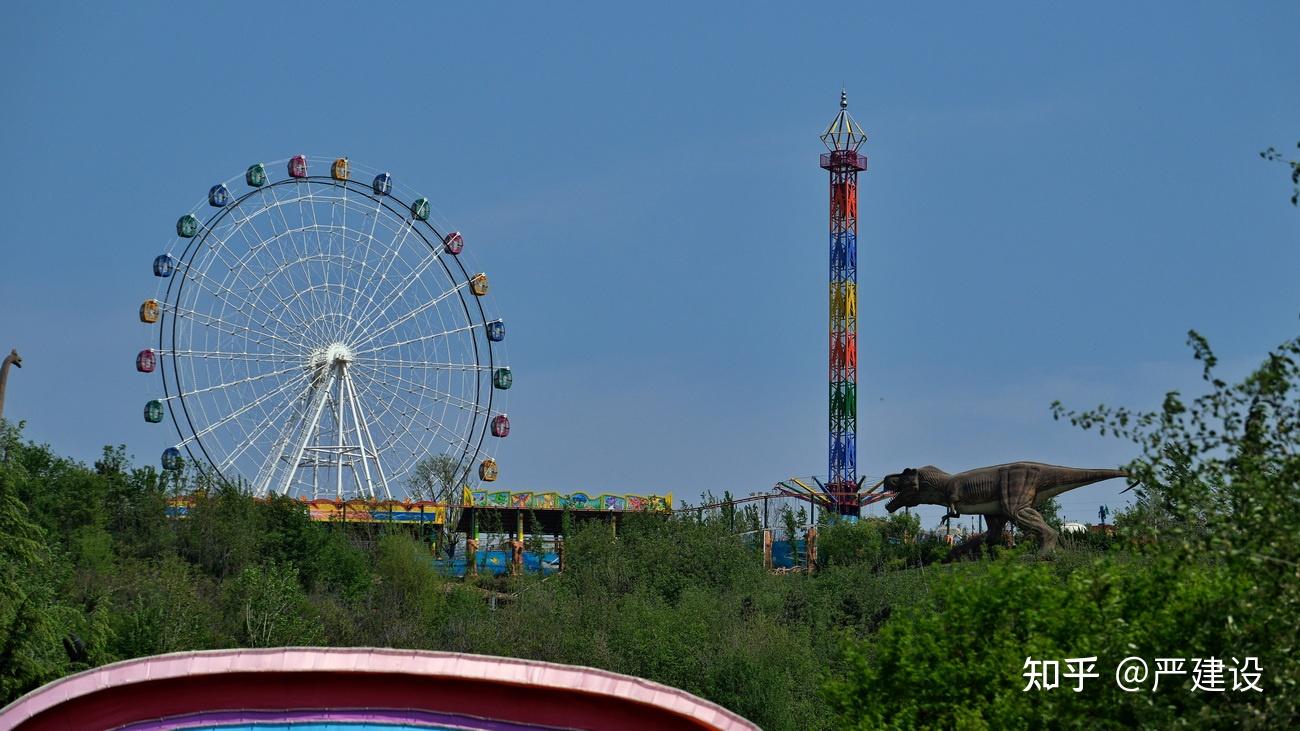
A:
<box><xmin>820</xmin><ymin>91</ymin><xmax>868</xmax><ymax>516</ymax></box>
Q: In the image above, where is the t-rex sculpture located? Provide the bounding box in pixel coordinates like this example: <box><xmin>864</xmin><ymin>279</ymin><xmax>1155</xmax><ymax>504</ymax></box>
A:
<box><xmin>881</xmin><ymin>462</ymin><xmax>1128</xmax><ymax>554</ymax></box>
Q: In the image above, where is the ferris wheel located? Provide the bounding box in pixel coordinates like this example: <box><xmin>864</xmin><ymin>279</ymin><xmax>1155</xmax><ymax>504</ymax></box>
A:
<box><xmin>136</xmin><ymin>155</ymin><xmax>511</xmax><ymax>500</ymax></box>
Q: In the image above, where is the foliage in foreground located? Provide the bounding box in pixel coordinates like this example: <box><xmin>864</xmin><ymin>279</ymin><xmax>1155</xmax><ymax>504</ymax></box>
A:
<box><xmin>822</xmin><ymin>330</ymin><xmax>1300</xmax><ymax>729</ymax></box>
<box><xmin>1</xmin><ymin>331</ymin><xmax>1296</xmax><ymax>729</ymax></box>
<box><xmin>0</xmin><ymin>423</ymin><xmax>950</xmax><ymax>729</ymax></box>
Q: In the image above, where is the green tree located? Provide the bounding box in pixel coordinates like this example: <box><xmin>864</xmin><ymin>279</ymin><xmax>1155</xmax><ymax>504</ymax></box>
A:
<box><xmin>221</xmin><ymin>562</ymin><xmax>323</xmax><ymax>647</ymax></box>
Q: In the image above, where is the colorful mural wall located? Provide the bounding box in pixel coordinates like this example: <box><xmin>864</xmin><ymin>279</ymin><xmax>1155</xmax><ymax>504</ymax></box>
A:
<box><xmin>462</xmin><ymin>489</ymin><xmax>672</xmax><ymax>512</ymax></box>
<box><xmin>166</xmin><ymin>498</ymin><xmax>446</xmax><ymax>525</ymax></box>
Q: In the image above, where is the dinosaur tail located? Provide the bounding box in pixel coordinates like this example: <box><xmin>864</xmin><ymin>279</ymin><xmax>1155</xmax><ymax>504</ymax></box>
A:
<box><xmin>1050</xmin><ymin>467</ymin><xmax>1130</xmax><ymax>490</ymax></box>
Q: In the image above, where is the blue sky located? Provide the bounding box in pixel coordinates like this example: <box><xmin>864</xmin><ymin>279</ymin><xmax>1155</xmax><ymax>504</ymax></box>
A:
<box><xmin>2</xmin><ymin>2</ymin><xmax>1297</xmax><ymax>528</ymax></box>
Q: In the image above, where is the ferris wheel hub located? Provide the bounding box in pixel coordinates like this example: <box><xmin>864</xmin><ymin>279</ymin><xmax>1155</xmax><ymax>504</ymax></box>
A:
<box><xmin>320</xmin><ymin>342</ymin><xmax>354</xmax><ymax>364</ymax></box>
<box><xmin>306</xmin><ymin>343</ymin><xmax>355</xmax><ymax>379</ymax></box>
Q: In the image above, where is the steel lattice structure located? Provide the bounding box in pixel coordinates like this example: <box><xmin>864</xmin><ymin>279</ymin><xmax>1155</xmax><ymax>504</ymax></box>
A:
<box><xmin>819</xmin><ymin>92</ymin><xmax>868</xmax><ymax>516</ymax></box>
<box><xmin>136</xmin><ymin>155</ymin><xmax>511</xmax><ymax>500</ymax></box>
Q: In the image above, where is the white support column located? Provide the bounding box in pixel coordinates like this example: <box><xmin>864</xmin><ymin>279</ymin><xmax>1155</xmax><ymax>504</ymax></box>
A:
<box><xmin>335</xmin><ymin>368</ymin><xmax>346</xmax><ymax>500</ymax></box>
<box><xmin>278</xmin><ymin>364</ymin><xmax>337</xmax><ymax>496</ymax></box>
<box><xmin>346</xmin><ymin>368</ymin><xmax>390</xmax><ymax>499</ymax></box>
<box><xmin>345</xmin><ymin>367</ymin><xmax>377</xmax><ymax>499</ymax></box>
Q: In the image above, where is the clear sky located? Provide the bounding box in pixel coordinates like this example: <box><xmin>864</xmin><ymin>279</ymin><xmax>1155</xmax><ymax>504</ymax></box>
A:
<box><xmin>2</xmin><ymin>2</ymin><xmax>1297</xmax><ymax>529</ymax></box>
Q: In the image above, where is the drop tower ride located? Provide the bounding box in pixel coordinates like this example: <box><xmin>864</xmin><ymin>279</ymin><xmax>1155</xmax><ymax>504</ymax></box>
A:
<box><xmin>820</xmin><ymin>91</ymin><xmax>867</xmax><ymax>516</ymax></box>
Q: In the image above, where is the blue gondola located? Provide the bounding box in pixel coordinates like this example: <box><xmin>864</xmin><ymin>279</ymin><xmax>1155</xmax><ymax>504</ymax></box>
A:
<box><xmin>372</xmin><ymin>172</ymin><xmax>392</xmax><ymax>195</ymax></box>
<box><xmin>486</xmin><ymin>320</ymin><xmax>505</xmax><ymax>342</ymax></box>
<box><xmin>153</xmin><ymin>254</ymin><xmax>175</xmax><ymax>277</ymax></box>
<box><xmin>208</xmin><ymin>184</ymin><xmax>231</xmax><ymax>207</ymax></box>
<box><xmin>161</xmin><ymin>447</ymin><xmax>182</xmax><ymax>471</ymax></box>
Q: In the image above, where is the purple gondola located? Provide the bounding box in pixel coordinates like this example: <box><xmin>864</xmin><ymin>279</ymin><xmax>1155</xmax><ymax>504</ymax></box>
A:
<box><xmin>136</xmin><ymin>349</ymin><xmax>156</xmax><ymax>373</ymax></box>
<box><xmin>288</xmin><ymin>154</ymin><xmax>308</xmax><ymax>178</ymax></box>
<box><xmin>491</xmin><ymin>414</ymin><xmax>510</xmax><ymax>438</ymax></box>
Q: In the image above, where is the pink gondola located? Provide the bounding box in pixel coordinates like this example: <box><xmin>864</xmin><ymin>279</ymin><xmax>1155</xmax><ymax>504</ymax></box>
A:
<box><xmin>136</xmin><ymin>349</ymin><xmax>157</xmax><ymax>373</ymax></box>
<box><xmin>443</xmin><ymin>231</ymin><xmax>464</xmax><ymax>255</ymax></box>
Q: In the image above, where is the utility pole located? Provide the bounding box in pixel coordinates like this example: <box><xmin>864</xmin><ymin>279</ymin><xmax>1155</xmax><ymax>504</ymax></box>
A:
<box><xmin>0</xmin><ymin>349</ymin><xmax>22</xmax><ymax>423</ymax></box>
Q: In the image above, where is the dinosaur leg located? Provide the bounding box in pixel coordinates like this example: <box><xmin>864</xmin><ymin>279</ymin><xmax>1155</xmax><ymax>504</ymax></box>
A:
<box><xmin>1012</xmin><ymin>505</ymin><xmax>1058</xmax><ymax>554</ymax></box>
<box><xmin>996</xmin><ymin>466</ymin><xmax>1058</xmax><ymax>554</ymax></box>
<box><xmin>983</xmin><ymin>516</ymin><xmax>1007</xmax><ymax>558</ymax></box>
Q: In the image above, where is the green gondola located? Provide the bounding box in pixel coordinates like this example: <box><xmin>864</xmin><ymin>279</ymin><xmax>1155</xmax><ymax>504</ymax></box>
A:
<box><xmin>493</xmin><ymin>367</ymin><xmax>512</xmax><ymax>390</ymax></box>
<box><xmin>246</xmin><ymin>163</ymin><xmax>267</xmax><ymax>187</ymax></box>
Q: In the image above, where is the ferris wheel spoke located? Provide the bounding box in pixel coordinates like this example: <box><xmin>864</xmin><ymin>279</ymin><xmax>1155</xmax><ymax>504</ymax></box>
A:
<box><xmin>164</xmin><ymin>300</ymin><xmax>309</xmax><ymax>355</ymax></box>
<box><xmin>352</xmin><ymin>356</ymin><xmax>493</xmax><ymax>371</ymax></box>
<box><xmin>339</xmin><ymin>193</ymin><xmax>389</xmax><ymax>341</ymax></box>
<box><xmin>264</xmin><ymin>183</ymin><xmax>331</xmax><ymax>328</ymax></box>
<box><xmin>178</xmin><ymin>361</ymin><xmax>307</xmax><ymax>399</ymax></box>
<box><xmin>356</xmin><ymin>362</ymin><xmax>489</xmax><ymax>418</ymax></box>
<box><xmin>342</xmin><ymin>207</ymin><xmax>423</xmax><ymax>342</ymax></box>
<box><xmin>297</xmin><ymin>182</ymin><xmax>333</xmax><ymax>341</ymax></box>
<box><xmin>226</xmin><ymin>198</ymin><xmax>339</xmax><ymax>337</ymax></box>
<box><xmin>174</xmin><ymin>371</ymin><xmax>309</xmax><ymax>449</ymax></box>
<box><xmin>342</xmin><ymin>243</ymin><xmax>446</xmax><ymax>346</ymax></box>
<box><xmin>353</xmin><ymin>374</ymin><xmax>465</xmax><ymax>461</ymax></box>
<box><xmin>358</xmin><ymin>371</ymin><xmax>480</xmax><ymax>456</ymax></box>
<box><xmin>351</xmin><ymin>285</ymin><xmax>476</xmax><ymax>353</ymax></box>
<box><xmin>173</xmin><ymin>262</ymin><xmax>313</xmax><ymax>352</ymax></box>
<box><xmin>160</xmin><ymin>349</ymin><xmax>305</xmax><ymax>364</ymax></box>
<box><xmin>174</xmin><ymin>257</ymin><xmax>295</xmax><ymax>332</ymax></box>
<box><xmin>217</xmin><ymin>379</ymin><xmax>313</xmax><ymax>477</ymax></box>
<box><xmin>353</xmin><ymin>321</ymin><xmax>481</xmax><ymax>358</ymax></box>
<box><xmin>191</xmin><ymin>227</ymin><xmax>301</xmax><ymax>325</ymax></box>
<box><xmin>198</xmin><ymin>231</ymin><xmax>342</xmax><ymax>337</ymax></box>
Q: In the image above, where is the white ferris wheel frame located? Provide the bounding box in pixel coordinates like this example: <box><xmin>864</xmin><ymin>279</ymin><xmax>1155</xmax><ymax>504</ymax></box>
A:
<box><xmin>145</xmin><ymin>156</ymin><xmax>507</xmax><ymax>500</ymax></box>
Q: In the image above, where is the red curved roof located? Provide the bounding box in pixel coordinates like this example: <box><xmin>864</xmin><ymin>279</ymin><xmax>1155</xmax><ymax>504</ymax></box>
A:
<box><xmin>0</xmin><ymin>648</ymin><xmax>758</xmax><ymax>731</ymax></box>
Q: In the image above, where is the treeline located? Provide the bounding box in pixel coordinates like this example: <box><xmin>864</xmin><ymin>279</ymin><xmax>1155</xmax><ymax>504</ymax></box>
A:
<box><xmin>1</xmin><ymin>331</ymin><xmax>1296</xmax><ymax>728</ymax></box>
<box><xmin>0</xmin><ymin>429</ymin><xmax>938</xmax><ymax>728</ymax></box>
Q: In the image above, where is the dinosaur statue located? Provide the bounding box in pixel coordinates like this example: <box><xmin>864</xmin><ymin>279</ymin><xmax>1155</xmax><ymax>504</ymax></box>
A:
<box><xmin>881</xmin><ymin>462</ymin><xmax>1128</xmax><ymax>554</ymax></box>
<box><xmin>0</xmin><ymin>349</ymin><xmax>21</xmax><ymax>423</ymax></box>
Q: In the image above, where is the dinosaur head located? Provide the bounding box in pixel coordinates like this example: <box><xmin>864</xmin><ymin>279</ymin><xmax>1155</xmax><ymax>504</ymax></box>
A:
<box><xmin>4</xmin><ymin>349</ymin><xmax>19</xmax><ymax>368</ymax></box>
<box><xmin>882</xmin><ymin>468</ymin><xmax>921</xmax><ymax>513</ymax></box>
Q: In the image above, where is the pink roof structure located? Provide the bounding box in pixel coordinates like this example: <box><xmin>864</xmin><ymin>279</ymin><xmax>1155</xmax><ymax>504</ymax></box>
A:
<box><xmin>0</xmin><ymin>648</ymin><xmax>759</xmax><ymax>731</ymax></box>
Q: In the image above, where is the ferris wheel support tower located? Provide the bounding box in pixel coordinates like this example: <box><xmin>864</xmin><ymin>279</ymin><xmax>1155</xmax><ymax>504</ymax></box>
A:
<box><xmin>819</xmin><ymin>91</ymin><xmax>868</xmax><ymax>516</ymax></box>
